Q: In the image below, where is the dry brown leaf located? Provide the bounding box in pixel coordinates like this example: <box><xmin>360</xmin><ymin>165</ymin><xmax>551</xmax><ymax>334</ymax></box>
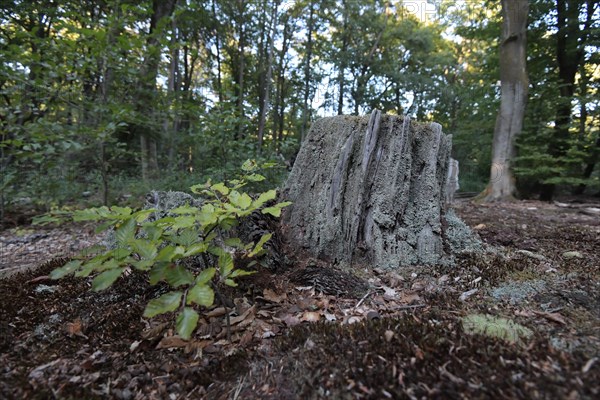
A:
<box><xmin>515</xmin><ymin>309</ymin><xmax>536</xmax><ymax>318</ymax></box>
<box><xmin>262</xmin><ymin>288</ymin><xmax>287</xmax><ymax>303</ymax></box>
<box><xmin>240</xmin><ymin>330</ymin><xmax>254</xmax><ymax>347</ymax></box>
<box><xmin>301</xmin><ymin>311</ymin><xmax>321</xmax><ymax>322</ymax></box>
<box><xmin>205</xmin><ymin>307</ymin><xmax>227</xmax><ymax>318</ymax></box>
<box><xmin>156</xmin><ymin>336</ymin><xmax>187</xmax><ymax>349</ymax></box>
<box><xmin>533</xmin><ymin>310</ymin><xmax>567</xmax><ymax>325</ymax></box>
<box><xmin>384</xmin><ymin>330</ymin><xmax>394</xmax><ymax>342</ymax></box>
<box><xmin>414</xmin><ymin>346</ymin><xmax>424</xmax><ymax>360</ymax></box>
<box><xmin>65</xmin><ymin>318</ymin><xmax>86</xmax><ymax>338</ymax></box>
<box><xmin>281</xmin><ymin>314</ymin><xmax>301</xmax><ymax>327</ymax></box>
<box><xmin>142</xmin><ymin>322</ymin><xmax>170</xmax><ymax>340</ymax></box>
<box><xmin>229</xmin><ymin>305</ymin><xmax>256</xmax><ymax>325</ymax></box>
<box><xmin>399</xmin><ymin>293</ymin><xmax>421</xmax><ymax>304</ymax></box>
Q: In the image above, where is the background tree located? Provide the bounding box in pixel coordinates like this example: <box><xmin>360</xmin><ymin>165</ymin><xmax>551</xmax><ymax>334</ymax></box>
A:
<box><xmin>478</xmin><ymin>0</ymin><xmax>529</xmax><ymax>201</ymax></box>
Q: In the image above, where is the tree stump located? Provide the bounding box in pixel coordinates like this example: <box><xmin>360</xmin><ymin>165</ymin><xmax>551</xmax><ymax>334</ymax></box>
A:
<box><xmin>281</xmin><ymin>110</ymin><xmax>480</xmax><ymax>269</ymax></box>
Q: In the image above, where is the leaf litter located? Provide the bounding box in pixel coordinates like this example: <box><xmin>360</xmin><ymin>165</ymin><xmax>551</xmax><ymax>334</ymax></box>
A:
<box><xmin>0</xmin><ymin>199</ymin><xmax>599</xmax><ymax>398</ymax></box>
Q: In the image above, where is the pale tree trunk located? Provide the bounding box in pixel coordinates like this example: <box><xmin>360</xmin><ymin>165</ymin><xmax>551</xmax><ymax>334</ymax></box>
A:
<box><xmin>479</xmin><ymin>0</ymin><xmax>529</xmax><ymax>202</ymax></box>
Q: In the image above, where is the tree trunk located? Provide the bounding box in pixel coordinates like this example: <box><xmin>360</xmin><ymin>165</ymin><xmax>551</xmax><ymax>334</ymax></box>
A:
<box><xmin>281</xmin><ymin>111</ymin><xmax>480</xmax><ymax>269</ymax></box>
<box><xmin>479</xmin><ymin>0</ymin><xmax>528</xmax><ymax>202</ymax></box>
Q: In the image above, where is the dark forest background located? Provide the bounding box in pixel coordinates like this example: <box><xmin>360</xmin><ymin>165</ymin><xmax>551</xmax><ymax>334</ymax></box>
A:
<box><xmin>0</xmin><ymin>0</ymin><xmax>598</xmax><ymax>220</ymax></box>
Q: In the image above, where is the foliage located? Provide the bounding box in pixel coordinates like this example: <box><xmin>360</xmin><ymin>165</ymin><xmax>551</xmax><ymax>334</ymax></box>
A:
<box><xmin>46</xmin><ymin>162</ymin><xmax>291</xmax><ymax>340</ymax></box>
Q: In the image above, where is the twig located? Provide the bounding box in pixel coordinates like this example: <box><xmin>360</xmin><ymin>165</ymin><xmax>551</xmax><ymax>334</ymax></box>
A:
<box><xmin>212</xmin><ymin>283</ymin><xmax>231</xmax><ymax>342</ymax></box>
<box><xmin>391</xmin><ymin>304</ymin><xmax>427</xmax><ymax>311</ymax></box>
<box><xmin>354</xmin><ymin>291</ymin><xmax>372</xmax><ymax>310</ymax></box>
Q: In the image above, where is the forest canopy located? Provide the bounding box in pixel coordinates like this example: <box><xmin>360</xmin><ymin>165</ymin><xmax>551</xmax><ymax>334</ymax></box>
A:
<box><xmin>0</xmin><ymin>0</ymin><xmax>599</xmax><ymax>220</ymax></box>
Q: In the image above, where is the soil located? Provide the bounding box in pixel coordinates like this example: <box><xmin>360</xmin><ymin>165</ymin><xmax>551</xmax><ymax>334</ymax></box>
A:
<box><xmin>1</xmin><ymin>198</ymin><xmax>599</xmax><ymax>399</ymax></box>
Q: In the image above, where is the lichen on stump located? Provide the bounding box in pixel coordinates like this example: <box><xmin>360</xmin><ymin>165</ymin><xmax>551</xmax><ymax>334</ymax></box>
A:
<box><xmin>281</xmin><ymin>110</ymin><xmax>480</xmax><ymax>269</ymax></box>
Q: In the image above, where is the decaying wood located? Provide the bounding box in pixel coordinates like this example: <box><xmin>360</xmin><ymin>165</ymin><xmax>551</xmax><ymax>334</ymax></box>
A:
<box><xmin>281</xmin><ymin>110</ymin><xmax>480</xmax><ymax>269</ymax></box>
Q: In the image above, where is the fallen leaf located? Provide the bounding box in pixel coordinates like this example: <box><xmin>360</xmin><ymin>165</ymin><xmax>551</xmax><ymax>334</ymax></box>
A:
<box><xmin>400</xmin><ymin>292</ymin><xmax>421</xmax><ymax>304</ymax></box>
<box><xmin>281</xmin><ymin>315</ymin><xmax>301</xmax><ymax>327</ymax></box>
<box><xmin>459</xmin><ymin>288</ymin><xmax>478</xmax><ymax>301</ymax></box>
<box><xmin>533</xmin><ymin>310</ymin><xmax>567</xmax><ymax>325</ymax></box>
<box><xmin>301</xmin><ymin>311</ymin><xmax>321</xmax><ymax>322</ymax></box>
<box><xmin>65</xmin><ymin>318</ymin><xmax>86</xmax><ymax>338</ymax></box>
<box><xmin>142</xmin><ymin>322</ymin><xmax>169</xmax><ymax>340</ymax></box>
<box><xmin>156</xmin><ymin>336</ymin><xmax>188</xmax><ymax>349</ymax></box>
<box><xmin>582</xmin><ymin>358</ymin><xmax>598</xmax><ymax>373</ymax></box>
<box><xmin>229</xmin><ymin>305</ymin><xmax>256</xmax><ymax>325</ymax></box>
<box><xmin>205</xmin><ymin>307</ymin><xmax>227</xmax><ymax>318</ymax></box>
<box><xmin>384</xmin><ymin>330</ymin><xmax>394</xmax><ymax>342</ymax></box>
<box><xmin>262</xmin><ymin>288</ymin><xmax>287</xmax><ymax>303</ymax></box>
<box><xmin>129</xmin><ymin>340</ymin><xmax>141</xmax><ymax>352</ymax></box>
<box><xmin>324</xmin><ymin>312</ymin><xmax>337</xmax><ymax>322</ymax></box>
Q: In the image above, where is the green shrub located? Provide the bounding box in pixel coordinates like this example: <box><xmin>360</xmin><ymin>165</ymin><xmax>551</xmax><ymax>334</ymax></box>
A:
<box><xmin>45</xmin><ymin>161</ymin><xmax>290</xmax><ymax>339</ymax></box>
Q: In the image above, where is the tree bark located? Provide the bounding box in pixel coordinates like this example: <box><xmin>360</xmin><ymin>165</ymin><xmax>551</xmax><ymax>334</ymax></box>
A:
<box><xmin>479</xmin><ymin>0</ymin><xmax>529</xmax><ymax>202</ymax></box>
<box><xmin>281</xmin><ymin>111</ymin><xmax>480</xmax><ymax>269</ymax></box>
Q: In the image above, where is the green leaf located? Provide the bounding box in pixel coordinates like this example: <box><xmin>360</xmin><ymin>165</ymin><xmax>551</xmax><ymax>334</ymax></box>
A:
<box><xmin>149</xmin><ymin>262</ymin><xmax>169</xmax><ymax>285</ymax></box>
<box><xmin>224</xmin><ymin>278</ymin><xmax>237</xmax><ymax>287</ymax></box>
<box><xmin>253</xmin><ymin>189</ymin><xmax>277</xmax><ymax>208</ymax></box>
<box><xmin>230</xmin><ymin>269</ymin><xmax>256</xmax><ymax>278</ymax></box>
<box><xmin>92</xmin><ymin>268</ymin><xmax>125</xmax><ymax>291</ymax></box>
<box><xmin>262</xmin><ymin>202</ymin><xmax>292</xmax><ymax>218</ymax></box>
<box><xmin>245</xmin><ymin>173</ymin><xmax>265</xmax><ymax>182</ymax></box>
<box><xmin>131</xmin><ymin>259</ymin><xmax>155</xmax><ymax>271</ymax></box>
<box><xmin>211</xmin><ymin>182</ymin><xmax>230</xmax><ymax>195</ymax></box>
<box><xmin>143</xmin><ymin>291</ymin><xmax>182</xmax><ymax>318</ymax></box>
<box><xmin>196</xmin><ymin>267</ymin><xmax>216</xmax><ymax>285</ymax></box>
<box><xmin>156</xmin><ymin>245</ymin><xmax>183</xmax><ymax>262</ymax></box>
<box><xmin>164</xmin><ymin>265</ymin><xmax>195</xmax><ymax>287</ymax></box>
<box><xmin>176</xmin><ymin>307</ymin><xmax>199</xmax><ymax>340</ymax></box>
<box><xmin>115</xmin><ymin>218</ymin><xmax>137</xmax><ymax>245</ymax></box>
<box><xmin>95</xmin><ymin>221</ymin><xmax>117</xmax><ymax>233</ymax></box>
<box><xmin>171</xmin><ymin>216</ymin><xmax>196</xmax><ymax>230</ymax></box>
<box><xmin>218</xmin><ymin>252</ymin><xmax>234</xmax><ymax>277</ymax></box>
<box><xmin>224</xmin><ymin>237</ymin><xmax>244</xmax><ymax>249</ymax></box>
<box><xmin>249</xmin><ymin>233</ymin><xmax>272</xmax><ymax>257</ymax></box>
<box><xmin>229</xmin><ymin>191</ymin><xmax>252</xmax><ymax>210</ymax></box>
<box><xmin>183</xmin><ymin>242</ymin><xmax>208</xmax><ymax>257</ymax></box>
<box><xmin>73</xmin><ymin>207</ymin><xmax>106</xmax><ymax>221</ymax></box>
<box><xmin>142</xmin><ymin>225</ymin><xmax>163</xmax><ymax>242</ymax></box>
<box><xmin>50</xmin><ymin>260</ymin><xmax>82</xmax><ymax>279</ymax></box>
<box><xmin>173</xmin><ymin>228</ymin><xmax>198</xmax><ymax>247</ymax></box>
<box><xmin>171</xmin><ymin>205</ymin><xmax>197</xmax><ymax>215</ymax></box>
<box><xmin>134</xmin><ymin>209</ymin><xmax>156</xmax><ymax>223</ymax></box>
<box><xmin>190</xmin><ymin>180</ymin><xmax>211</xmax><ymax>194</ymax></box>
<box><xmin>241</xmin><ymin>159</ymin><xmax>257</xmax><ymax>172</ymax></box>
<box><xmin>110</xmin><ymin>206</ymin><xmax>133</xmax><ymax>217</ymax></box>
<box><xmin>198</xmin><ymin>204</ymin><xmax>218</xmax><ymax>226</ymax></box>
<box><xmin>187</xmin><ymin>283</ymin><xmax>215</xmax><ymax>307</ymax></box>
<box><xmin>131</xmin><ymin>239</ymin><xmax>157</xmax><ymax>260</ymax></box>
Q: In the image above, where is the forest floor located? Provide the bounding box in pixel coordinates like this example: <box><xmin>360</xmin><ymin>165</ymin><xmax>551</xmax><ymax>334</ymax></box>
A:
<box><xmin>0</xmin><ymin>198</ymin><xmax>599</xmax><ymax>399</ymax></box>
